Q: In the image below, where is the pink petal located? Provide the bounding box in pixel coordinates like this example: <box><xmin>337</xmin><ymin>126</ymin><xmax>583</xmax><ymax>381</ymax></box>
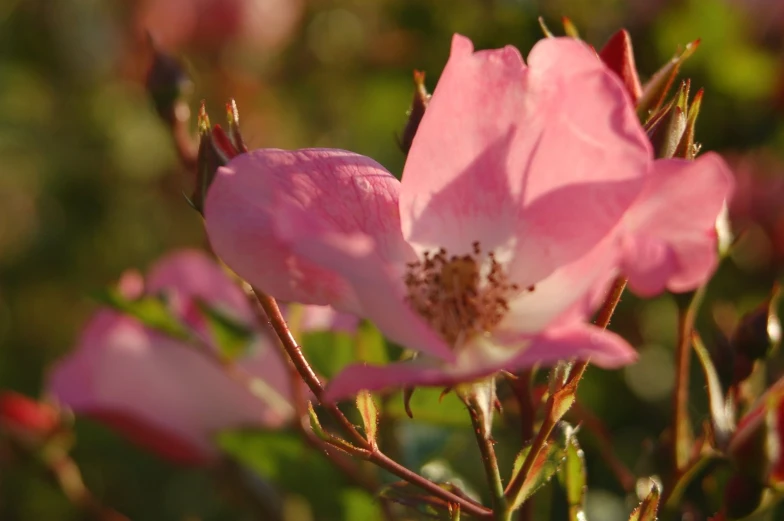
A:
<box><xmin>323</xmin><ymin>323</ymin><xmax>636</xmax><ymax>401</ymax></box>
<box><xmin>204</xmin><ymin>148</ymin><xmax>410</xmax><ymax>313</ymax></box>
<box><xmin>498</xmin><ymin>235</ymin><xmax>620</xmax><ymax>334</ymax></box>
<box><xmin>401</xmin><ymin>35</ymin><xmax>651</xmax><ymax>292</ymax></box>
<box><xmin>500</xmin><ymin>323</ymin><xmax>638</xmax><ymax>370</ymax></box>
<box><xmin>145</xmin><ymin>249</ymin><xmax>254</xmax><ymax>324</ymax></box>
<box><xmin>621</xmin><ymin>152</ymin><xmax>734</xmax><ymax>295</ymax></box>
<box><xmin>48</xmin><ymin>312</ymin><xmax>292</xmax><ymax>464</ymax></box>
<box><xmin>275</xmin><ymin>223</ymin><xmax>453</xmax><ymax>361</ymax></box>
<box><xmin>399</xmin><ymin>34</ymin><xmax>529</xmax><ymax>255</ymax></box>
<box><xmin>294</xmin><ymin>304</ymin><xmax>360</xmax><ymax>335</ymax></box>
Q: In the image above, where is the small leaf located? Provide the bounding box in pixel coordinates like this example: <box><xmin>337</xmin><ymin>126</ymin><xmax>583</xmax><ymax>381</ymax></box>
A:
<box><xmin>509</xmin><ymin>425</ymin><xmax>572</xmax><ymax>510</ymax></box>
<box><xmin>378</xmin><ymin>481</ymin><xmax>467</xmax><ymax>520</ymax></box>
<box><xmin>628</xmin><ymin>480</ymin><xmax>660</xmax><ymax>521</ymax></box>
<box><xmin>692</xmin><ymin>332</ymin><xmax>735</xmax><ymax>449</ymax></box>
<box><xmin>356</xmin><ymin>390</ymin><xmax>379</xmax><ymax>449</ymax></box>
<box><xmin>307</xmin><ymin>403</ymin><xmax>364</xmax><ymax>455</ymax></box>
<box><xmin>550</xmin><ymin>380</ymin><xmax>577</xmax><ymax>423</ymax></box>
<box><xmin>561</xmin><ymin>17</ymin><xmax>580</xmax><ymax>39</ymax></box>
<box><xmin>195</xmin><ymin>299</ymin><xmax>255</xmax><ymax>361</ymax></box>
<box><xmin>94</xmin><ymin>288</ymin><xmax>189</xmax><ymax>340</ymax></box>
<box><xmin>558</xmin><ymin>431</ymin><xmax>587</xmax><ymax>521</ymax></box>
<box><xmin>637</xmin><ymin>40</ymin><xmax>700</xmax><ymax>123</ymax></box>
<box><xmin>537</xmin><ymin>16</ymin><xmax>555</xmax><ymax>38</ymax></box>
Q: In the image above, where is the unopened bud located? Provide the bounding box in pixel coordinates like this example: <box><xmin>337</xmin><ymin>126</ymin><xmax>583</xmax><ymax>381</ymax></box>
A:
<box><xmin>145</xmin><ymin>39</ymin><xmax>192</xmax><ymax>125</ymax></box>
<box><xmin>723</xmin><ymin>472</ymin><xmax>765</xmax><ymax>519</ymax></box>
<box><xmin>191</xmin><ymin>104</ymin><xmax>240</xmax><ymax>214</ymax></box>
<box><xmin>599</xmin><ymin>29</ymin><xmax>643</xmax><ymax>105</ymax></box>
<box><xmin>646</xmin><ymin>80</ymin><xmax>690</xmax><ymax>159</ymax></box>
<box><xmin>731</xmin><ymin>286</ymin><xmax>782</xmax><ymax>363</ymax></box>
<box><xmin>399</xmin><ymin>70</ymin><xmax>430</xmax><ymax>154</ymax></box>
<box><xmin>0</xmin><ymin>391</ymin><xmax>60</xmax><ymax>442</ymax></box>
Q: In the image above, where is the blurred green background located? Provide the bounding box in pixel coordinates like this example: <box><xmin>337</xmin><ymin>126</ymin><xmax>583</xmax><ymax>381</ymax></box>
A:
<box><xmin>2</xmin><ymin>0</ymin><xmax>784</xmax><ymax>519</ymax></box>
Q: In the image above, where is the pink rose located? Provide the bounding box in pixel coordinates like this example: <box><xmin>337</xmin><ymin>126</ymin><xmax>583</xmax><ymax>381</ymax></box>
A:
<box><xmin>204</xmin><ymin>35</ymin><xmax>733</xmax><ymax>401</ymax></box>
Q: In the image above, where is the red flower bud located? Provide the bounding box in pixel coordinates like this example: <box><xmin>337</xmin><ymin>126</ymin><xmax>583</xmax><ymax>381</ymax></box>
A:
<box><xmin>0</xmin><ymin>391</ymin><xmax>60</xmax><ymax>439</ymax></box>
<box><xmin>599</xmin><ymin>29</ymin><xmax>643</xmax><ymax>106</ymax></box>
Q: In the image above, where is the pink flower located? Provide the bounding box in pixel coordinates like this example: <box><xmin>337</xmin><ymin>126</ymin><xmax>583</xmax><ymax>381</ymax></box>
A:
<box><xmin>136</xmin><ymin>0</ymin><xmax>304</xmax><ymax>53</ymax></box>
<box><xmin>204</xmin><ymin>35</ymin><xmax>733</xmax><ymax>401</ymax></box>
<box><xmin>47</xmin><ymin>250</ymin><xmax>351</xmax><ymax>464</ymax></box>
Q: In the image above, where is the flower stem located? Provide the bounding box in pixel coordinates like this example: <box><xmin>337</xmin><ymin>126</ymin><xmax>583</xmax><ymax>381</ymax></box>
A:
<box><xmin>672</xmin><ymin>287</ymin><xmax>704</xmax><ymax>473</ymax></box>
<box><xmin>251</xmin><ymin>288</ymin><xmax>493</xmax><ymax>520</ymax></box>
<box><xmin>505</xmin><ymin>276</ymin><xmax>629</xmax><ymax>516</ymax></box>
<box><xmin>466</xmin><ymin>395</ymin><xmax>507</xmax><ymax>517</ymax></box>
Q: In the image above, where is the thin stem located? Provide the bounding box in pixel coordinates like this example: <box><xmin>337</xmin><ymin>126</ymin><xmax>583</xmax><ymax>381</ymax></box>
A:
<box><xmin>251</xmin><ymin>288</ymin><xmax>492</xmax><ymax>520</ymax></box>
<box><xmin>507</xmin><ymin>371</ymin><xmax>535</xmax><ymax>445</ymax></box>
<box><xmin>672</xmin><ymin>287</ymin><xmax>704</xmax><ymax>474</ymax></box>
<box><xmin>567</xmin><ymin>276</ymin><xmax>628</xmax><ymax>387</ymax></box>
<box><xmin>505</xmin><ymin>276</ymin><xmax>629</xmax><ymax>515</ymax></box>
<box><xmin>40</xmin><ymin>446</ymin><xmax>129</xmax><ymax>521</ymax></box>
<box><xmin>503</xmin><ymin>393</ymin><xmax>558</xmax><ymax>511</ymax></box>
<box><xmin>466</xmin><ymin>396</ymin><xmax>507</xmax><ymax>517</ymax></box>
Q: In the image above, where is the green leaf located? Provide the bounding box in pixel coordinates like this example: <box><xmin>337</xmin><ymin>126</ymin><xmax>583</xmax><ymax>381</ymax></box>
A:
<box><xmin>692</xmin><ymin>332</ymin><xmax>735</xmax><ymax>449</ymax></box>
<box><xmin>378</xmin><ymin>481</ymin><xmax>466</xmax><ymax>520</ymax></box>
<box><xmin>94</xmin><ymin>288</ymin><xmax>190</xmax><ymax>340</ymax></box>
<box><xmin>637</xmin><ymin>40</ymin><xmax>700</xmax><ymax>122</ymax></box>
<box><xmin>356</xmin><ymin>390</ymin><xmax>379</xmax><ymax>448</ymax></box>
<box><xmin>301</xmin><ymin>331</ymin><xmax>357</xmax><ymax>378</ymax></box>
<box><xmin>385</xmin><ymin>387</ymin><xmax>471</xmax><ymax>427</ymax></box>
<box><xmin>217</xmin><ymin>429</ymin><xmax>378</xmax><ymax>518</ymax></box>
<box><xmin>628</xmin><ymin>481</ymin><xmax>661</xmax><ymax>521</ymax></box>
<box><xmin>195</xmin><ymin>299</ymin><xmax>254</xmax><ymax>361</ymax></box>
<box><xmin>558</xmin><ymin>432</ymin><xmax>587</xmax><ymax>521</ymax></box>
<box><xmin>509</xmin><ymin>425</ymin><xmax>572</xmax><ymax>510</ymax></box>
<box><xmin>355</xmin><ymin>322</ymin><xmax>389</xmax><ymax>365</ymax></box>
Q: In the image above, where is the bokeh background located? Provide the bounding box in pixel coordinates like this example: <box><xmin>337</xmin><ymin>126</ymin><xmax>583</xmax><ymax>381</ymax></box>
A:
<box><xmin>2</xmin><ymin>0</ymin><xmax>784</xmax><ymax>519</ymax></box>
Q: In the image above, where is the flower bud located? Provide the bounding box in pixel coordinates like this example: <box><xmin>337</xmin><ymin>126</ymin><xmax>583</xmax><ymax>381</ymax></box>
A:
<box><xmin>0</xmin><ymin>391</ymin><xmax>60</xmax><ymax>441</ymax></box>
<box><xmin>145</xmin><ymin>39</ymin><xmax>192</xmax><ymax>125</ymax></box>
<box><xmin>399</xmin><ymin>70</ymin><xmax>430</xmax><ymax>154</ymax></box>
<box><xmin>598</xmin><ymin>29</ymin><xmax>643</xmax><ymax>105</ymax></box>
<box><xmin>646</xmin><ymin>80</ymin><xmax>689</xmax><ymax>159</ymax></box>
<box><xmin>728</xmin><ymin>377</ymin><xmax>784</xmax><ymax>489</ymax></box>
<box><xmin>723</xmin><ymin>472</ymin><xmax>765</xmax><ymax>519</ymax></box>
<box><xmin>731</xmin><ymin>286</ymin><xmax>782</xmax><ymax>363</ymax></box>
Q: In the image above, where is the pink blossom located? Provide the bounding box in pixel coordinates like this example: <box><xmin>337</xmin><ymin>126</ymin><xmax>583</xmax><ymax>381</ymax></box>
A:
<box><xmin>47</xmin><ymin>250</ymin><xmax>351</xmax><ymax>464</ymax></box>
<box><xmin>204</xmin><ymin>35</ymin><xmax>733</xmax><ymax>401</ymax></box>
<box><xmin>135</xmin><ymin>0</ymin><xmax>304</xmax><ymax>53</ymax></box>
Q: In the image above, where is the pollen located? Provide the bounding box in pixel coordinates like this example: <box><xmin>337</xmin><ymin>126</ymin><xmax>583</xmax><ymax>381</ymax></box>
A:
<box><xmin>404</xmin><ymin>242</ymin><xmax>521</xmax><ymax>347</ymax></box>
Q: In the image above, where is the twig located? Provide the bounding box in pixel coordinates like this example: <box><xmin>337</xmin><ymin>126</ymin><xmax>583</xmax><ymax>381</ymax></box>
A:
<box><xmin>251</xmin><ymin>289</ymin><xmax>493</xmax><ymax>520</ymax></box>
<box><xmin>466</xmin><ymin>395</ymin><xmax>507</xmax><ymax>517</ymax></box>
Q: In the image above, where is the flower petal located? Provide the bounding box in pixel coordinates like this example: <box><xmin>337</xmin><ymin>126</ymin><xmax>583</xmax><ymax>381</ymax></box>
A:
<box><xmin>400</xmin><ymin>34</ymin><xmax>529</xmax><ymax>255</ymax></box>
<box><xmin>621</xmin><ymin>152</ymin><xmax>734</xmax><ymax>295</ymax></box>
<box><xmin>274</xmin><ymin>222</ymin><xmax>453</xmax><ymax>360</ymax></box>
<box><xmin>48</xmin><ymin>312</ymin><xmax>292</xmax><ymax>464</ymax></box>
<box><xmin>401</xmin><ymin>35</ymin><xmax>650</xmax><ymax>292</ymax></box>
<box><xmin>205</xmin><ymin>148</ymin><xmax>410</xmax><ymax>313</ymax></box>
<box><xmin>500</xmin><ymin>323</ymin><xmax>638</xmax><ymax>370</ymax></box>
<box><xmin>498</xmin><ymin>235</ymin><xmax>620</xmax><ymax>334</ymax></box>
<box><xmin>323</xmin><ymin>322</ymin><xmax>636</xmax><ymax>401</ymax></box>
<box><xmin>145</xmin><ymin>249</ymin><xmax>254</xmax><ymax>324</ymax></box>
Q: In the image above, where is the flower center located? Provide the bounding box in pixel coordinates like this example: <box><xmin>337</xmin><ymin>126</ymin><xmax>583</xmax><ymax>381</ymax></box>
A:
<box><xmin>404</xmin><ymin>242</ymin><xmax>521</xmax><ymax>347</ymax></box>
